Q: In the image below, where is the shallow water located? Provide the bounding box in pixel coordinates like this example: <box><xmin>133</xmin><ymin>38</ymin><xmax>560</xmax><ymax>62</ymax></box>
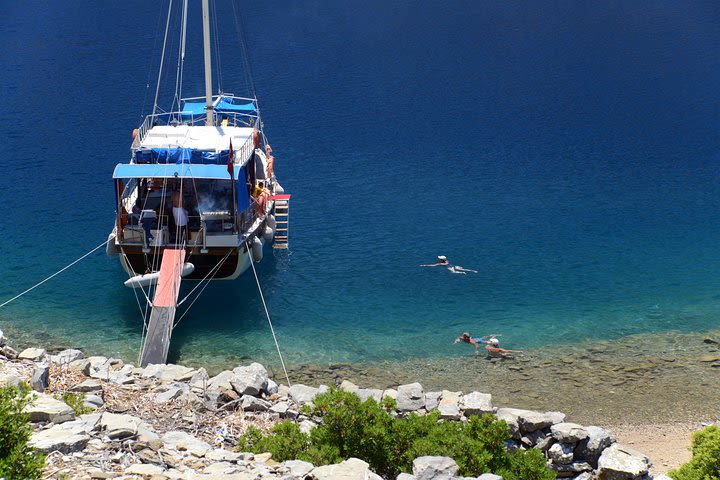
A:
<box><xmin>1</xmin><ymin>1</ymin><xmax>720</xmax><ymax>396</ymax></box>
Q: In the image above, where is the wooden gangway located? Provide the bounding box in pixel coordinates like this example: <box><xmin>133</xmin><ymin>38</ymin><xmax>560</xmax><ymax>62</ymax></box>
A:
<box><xmin>139</xmin><ymin>249</ymin><xmax>185</xmax><ymax>366</ymax></box>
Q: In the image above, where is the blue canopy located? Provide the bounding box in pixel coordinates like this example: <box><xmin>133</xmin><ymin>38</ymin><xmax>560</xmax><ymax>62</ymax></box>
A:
<box><xmin>180</xmin><ymin>102</ymin><xmax>207</xmax><ymax>119</ymax></box>
<box><xmin>113</xmin><ymin>163</ymin><xmax>242</xmax><ymax>180</ymax></box>
<box><xmin>215</xmin><ymin>98</ymin><xmax>257</xmax><ymax>115</ymax></box>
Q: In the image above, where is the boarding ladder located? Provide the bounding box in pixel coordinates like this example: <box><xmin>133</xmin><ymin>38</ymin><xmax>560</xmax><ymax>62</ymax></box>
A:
<box><xmin>272</xmin><ymin>194</ymin><xmax>291</xmax><ymax>249</ymax></box>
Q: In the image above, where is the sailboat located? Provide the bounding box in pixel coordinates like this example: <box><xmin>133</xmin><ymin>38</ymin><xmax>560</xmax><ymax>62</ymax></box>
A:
<box><xmin>106</xmin><ymin>0</ymin><xmax>290</xmax><ymax>365</ymax></box>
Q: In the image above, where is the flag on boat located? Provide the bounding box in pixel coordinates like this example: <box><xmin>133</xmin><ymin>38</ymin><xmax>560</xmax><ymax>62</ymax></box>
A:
<box><xmin>227</xmin><ymin>138</ymin><xmax>234</xmax><ymax>179</ymax></box>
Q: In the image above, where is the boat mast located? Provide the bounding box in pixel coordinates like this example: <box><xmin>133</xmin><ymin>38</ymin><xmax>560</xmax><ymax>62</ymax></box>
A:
<box><xmin>201</xmin><ymin>0</ymin><xmax>214</xmax><ymax>126</ymax></box>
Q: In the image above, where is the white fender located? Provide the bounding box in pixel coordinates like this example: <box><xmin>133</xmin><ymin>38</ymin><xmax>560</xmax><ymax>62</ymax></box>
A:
<box><xmin>267</xmin><ymin>214</ymin><xmax>276</xmax><ymax>230</ymax></box>
<box><xmin>273</xmin><ymin>182</ymin><xmax>285</xmax><ymax>195</ymax></box>
<box><xmin>124</xmin><ymin>263</ymin><xmax>195</xmax><ymax>289</ymax></box>
<box><xmin>106</xmin><ymin>230</ymin><xmax>117</xmax><ymax>257</ymax></box>
<box><xmin>251</xmin><ymin>236</ymin><xmax>263</xmax><ymax>263</ymax></box>
<box><xmin>263</xmin><ymin>226</ymin><xmax>274</xmax><ymax>243</ymax></box>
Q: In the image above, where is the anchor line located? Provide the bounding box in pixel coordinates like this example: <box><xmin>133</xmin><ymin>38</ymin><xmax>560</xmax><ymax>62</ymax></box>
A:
<box><xmin>246</xmin><ymin>240</ymin><xmax>291</xmax><ymax>387</ymax></box>
<box><xmin>0</xmin><ymin>239</ymin><xmax>109</xmax><ymax>309</ymax></box>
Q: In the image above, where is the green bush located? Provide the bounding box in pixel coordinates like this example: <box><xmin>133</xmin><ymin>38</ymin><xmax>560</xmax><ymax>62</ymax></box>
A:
<box><xmin>56</xmin><ymin>392</ymin><xmax>93</xmax><ymax>416</ymax></box>
<box><xmin>238</xmin><ymin>387</ymin><xmax>555</xmax><ymax>479</ymax></box>
<box><xmin>0</xmin><ymin>383</ymin><xmax>45</xmax><ymax>480</ymax></box>
<box><xmin>670</xmin><ymin>425</ymin><xmax>720</xmax><ymax>480</ymax></box>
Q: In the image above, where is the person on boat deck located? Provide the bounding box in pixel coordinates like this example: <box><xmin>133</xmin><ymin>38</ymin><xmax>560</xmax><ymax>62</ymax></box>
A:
<box><xmin>420</xmin><ymin>256</ymin><xmax>478</xmax><ymax>274</ymax></box>
<box><xmin>172</xmin><ymin>190</ymin><xmax>189</xmax><ymax>243</ymax></box>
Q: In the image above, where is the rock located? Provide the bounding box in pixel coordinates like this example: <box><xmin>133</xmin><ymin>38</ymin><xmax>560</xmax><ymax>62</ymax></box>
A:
<box><xmin>204</xmin><ymin>461</ymin><xmax>243</xmax><ymax>475</ymax></box>
<box><xmin>0</xmin><ymin>329</ymin><xmax>5</xmax><ymax>346</ymax></box>
<box><xmin>241</xmin><ymin>395</ymin><xmax>271</xmax><ymax>411</ymax></box>
<box><xmin>357</xmin><ymin>388</ymin><xmax>383</xmax><ymax>403</ymax></box>
<box><xmin>254</xmin><ymin>451</ymin><xmax>273</xmax><ymax>462</ymax></box>
<box><xmin>160</xmin><ymin>364</ymin><xmax>196</xmax><ymax>382</ymax></box>
<box><xmin>548</xmin><ymin>442</ymin><xmax>574</xmax><ymax>465</ymax></box>
<box><xmin>496</xmin><ymin>408</ymin><xmax>557</xmax><ymax>433</ymax></box>
<box><xmin>397</xmin><ymin>474</ymin><xmax>417</xmax><ymax>480</ymax></box>
<box><xmin>412</xmin><ymin>456</ymin><xmax>459</xmax><ymax>480</ymax></box>
<box><xmin>189</xmin><ymin>367</ymin><xmax>210</xmax><ymax>391</ymax></box>
<box><xmin>597</xmin><ymin>444</ymin><xmax>650</xmax><ymax>480</ymax></box>
<box><xmin>551</xmin><ymin>422</ymin><xmax>589</xmax><ymax>443</ymax></box>
<box><xmin>265</xmin><ymin>378</ymin><xmax>279</xmax><ymax>395</ymax></box>
<box><xmin>162</xmin><ymin>430</ymin><xmax>212</xmax><ymax>457</ymax></box>
<box><xmin>546</xmin><ymin>411</ymin><xmax>566</xmax><ymax>424</ymax></box>
<box><xmin>289</xmin><ymin>384</ymin><xmax>320</xmax><ymax>405</ymax></box>
<box><xmin>107</xmin><ymin>371</ymin><xmax>134</xmax><ymax>385</ymax></box>
<box><xmin>206</xmin><ymin>449</ymin><xmax>243</xmax><ymax>462</ymax></box>
<box><xmin>397</xmin><ymin>383</ymin><xmax>425</xmax><ymax>412</ymax></box>
<box><xmin>283</xmin><ymin>459</ymin><xmax>315</xmax><ymax>477</ymax></box>
<box><xmin>575</xmin><ymin>426</ymin><xmax>615</xmax><ymax>466</ymax></box>
<box><xmin>574</xmin><ymin>473</ymin><xmax>593</xmax><ymax>480</ymax></box>
<box><xmin>340</xmin><ymin>380</ymin><xmax>359</xmax><ymax>393</ymax></box>
<box><xmin>71</xmin><ymin>378</ymin><xmax>103</xmax><ymax>393</ymax></box>
<box><xmin>83</xmin><ymin>394</ymin><xmax>104</xmax><ymax>409</ymax></box>
<box><xmin>231</xmin><ymin>363</ymin><xmax>269</xmax><ymax>396</ymax></box>
<box><xmin>299</xmin><ymin>419</ymin><xmax>318</xmax><ymax>434</ymax></box>
<box><xmin>25</xmin><ymin>393</ymin><xmax>75</xmax><ymax>423</ymax></box>
<box><xmin>126</xmin><ymin>463</ymin><xmax>165</xmax><ymax>476</ymax></box>
<box><xmin>85</xmin><ymin>356</ymin><xmax>110</xmax><ymax>374</ymax></box>
<box><xmin>553</xmin><ymin>462</ymin><xmax>593</xmax><ymax>476</ymax></box>
<box><xmin>207</xmin><ymin>370</ymin><xmax>236</xmax><ymax>392</ymax></box>
<box><xmin>477</xmin><ymin>475</ymin><xmax>503</xmax><ymax>480</ymax></box>
<box><xmin>30</xmin><ymin>363</ymin><xmax>50</xmax><ymax>392</ymax></box>
<box><xmin>18</xmin><ymin>347</ymin><xmax>46</xmax><ymax>361</ymax></box>
<box><xmin>383</xmin><ymin>388</ymin><xmax>398</xmax><ymax>401</ymax></box>
<box><xmin>700</xmin><ymin>355</ymin><xmax>720</xmax><ymax>363</ymax></box>
<box><xmin>438</xmin><ymin>390</ymin><xmax>462</xmax><ymax>420</ymax></box>
<box><xmin>29</xmin><ymin>423</ymin><xmax>90</xmax><ymax>453</ymax></box>
<box><xmin>155</xmin><ymin>386</ymin><xmax>184</xmax><ymax>404</ymax></box>
<box><xmin>654</xmin><ymin>476</ymin><xmax>672</xmax><ymax>480</ymax></box>
<box><xmin>521</xmin><ymin>429</ymin><xmax>548</xmax><ymax>448</ymax></box>
<box><xmin>0</xmin><ymin>373</ymin><xmax>22</xmax><ymax>387</ymax></box>
<box><xmin>310</xmin><ymin>457</ymin><xmax>382</xmax><ymax>480</ymax></box>
<box><xmin>0</xmin><ymin>345</ymin><xmax>17</xmax><ymax>359</ymax></box>
<box><xmin>49</xmin><ymin>349</ymin><xmax>84</xmax><ymax>365</ymax></box>
<box><xmin>425</xmin><ymin>391</ymin><xmax>442</xmax><ymax>411</ymax></box>
<box><xmin>703</xmin><ymin>338</ymin><xmax>719</xmax><ymax>345</ymax></box>
<box><xmin>141</xmin><ymin>363</ymin><xmax>167</xmax><ymax>380</ymax></box>
<box><xmin>461</xmin><ymin>391</ymin><xmax>493</xmax><ymax>416</ymax></box>
<box><xmin>100</xmin><ymin>412</ymin><xmax>152</xmax><ymax>440</ymax></box>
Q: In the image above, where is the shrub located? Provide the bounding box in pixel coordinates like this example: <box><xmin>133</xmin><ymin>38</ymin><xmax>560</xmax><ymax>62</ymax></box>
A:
<box><xmin>0</xmin><ymin>383</ymin><xmax>45</xmax><ymax>480</ymax></box>
<box><xmin>670</xmin><ymin>425</ymin><xmax>720</xmax><ymax>480</ymax></box>
<box><xmin>57</xmin><ymin>392</ymin><xmax>93</xmax><ymax>416</ymax></box>
<box><xmin>238</xmin><ymin>387</ymin><xmax>555</xmax><ymax>479</ymax></box>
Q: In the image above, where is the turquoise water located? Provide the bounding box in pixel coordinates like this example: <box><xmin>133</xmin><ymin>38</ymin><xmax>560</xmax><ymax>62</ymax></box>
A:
<box><xmin>1</xmin><ymin>1</ymin><xmax>720</xmax><ymax>371</ymax></box>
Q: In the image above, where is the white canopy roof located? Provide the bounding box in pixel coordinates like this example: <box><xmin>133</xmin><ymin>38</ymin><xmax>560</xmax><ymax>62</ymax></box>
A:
<box><xmin>139</xmin><ymin>125</ymin><xmax>254</xmax><ymax>152</ymax></box>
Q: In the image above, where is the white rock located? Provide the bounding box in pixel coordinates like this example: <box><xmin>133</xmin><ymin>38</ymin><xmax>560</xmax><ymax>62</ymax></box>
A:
<box><xmin>25</xmin><ymin>393</ymin><xmax>75</xmax><ymax>423</ymax></box>
<box><xmin>265</xmin><ymin>378</ymin><xmax>279</xmax><ymax>395</ymax></box>
<box><xmin>18</xmin><ymin>347</ymin><xmax>46</xmax><ymax>361</ymax></box>
<box><xmin>29</xmin><ymin>423</ymin><xmax>90</xmax><ymax>453</ymax></box>
<box><xmin>155</xmin><ymin>386</ymin><xmax>183</xmax><ymax>404</ymax></box>
<box><xmin>0</xmin><ymin>329</ymin><xmax>6</xmax><ymax>346</ymax></box>
<box><xmin>206</xmin><ymin>448</ymin><xmax>242</xmax><ymax>462</ymax></box>
<box><xmin>477</xmin><ymin>475</ymin><xmax>503</xmax><ymax>480</ymax></box>
<box><xmin>49</xmin><ymin>349</ymin><xmax>84</xmax><ymax>365</ymax></box>
<box><xmin>289</xmin><ymin>384</ymin><xmax>320</xmax><ymax>405</ymax></box>
<box><xmin>141</xmin><ymin>363</ymin><xmax>166</xmax><ymax>380</ymax></box>
<box><xmin>207</xmin><ymin>370</ymin><xmax>236</xmax><ymax>392</ymax></box>
<box><xmin>283</xmin><ymin>459</ymin><xmax>315</xmax><ymax>477</ymax></box>
<box><xmin>461</xmin><ymin>391</ymin><xmax>493</xmax><ymax>416</ymax></box>
<box><xmin>126</xmin><ymin>463</ymin><xmax>165</xmax><ymax>476</ymax></box>
<box><xmin>71</xmin><ymin>378</ymin><xmax>103</xmax><ymax>392</ymax></box>
<box><xmin>189</xmin><ymin>367</ymin><xmax>210</xmax><ymax>390</ymax></box>
<box><xmin>30</xmin><ymin>363</ymin><xmax>50</xmax><ymax>392</ymax></box>
<box><xmin>310</xmin><ymin>457</ymin><xmax>381</xmax><ymax>480</ymax></box>
<box><xmin>241</xmin><ymin>395</ymin><xmax>271</xmax><ymax>411</ymax></box>
<box><xmin>597</xmin><ymin>443</ymin><xmax>651</xmax><ymax>480</ymax></box>
<box><xmin>162</xmin><ymin>430</ymin><xmax>212</xmax><ymax>457</ymax></box>
<box><xmin>382</xmin><ymin>388</ymin><xmax>398</xmax><ymax>400</ymax></box>
<box><xmin>339</xmin><ymin>380</ymin><xmax>359</xmax><ymax>393</ymax></box>
<box><xmin>551</xmin><ymin>422</ymin><xmax>589</xmax><ymax>443</ymax></box>
<box><xmin>357</xmin><ymin>388</ymin><xmax>383</xmax><ymax>403</ymax></box>
<box><xmin>397</xmin><ymin>474</ymin><xmax>417</xmax><ymax>480</ymax></box>
<box><xmin>576</xmin><ymin>426</ymin><xmax>616</xmax><ymax>466</ymax></box>
<box><xmin>396</xmin><ymin>383</ymin><xmax>425</xmax><ymax>412</ymax></box>
<box><xmin>496</xmin><ymin>408</ymin><xmax>556</xmax><ymax>433</ymax></box>
<box><xmin>230</xmin><ymin>364</ymin><xmax>268</xmax><ymax>396</ymax></box>
<box><xmin>438</xmin><ymin>390</ymin><xmax>462</xmax><ymax>420</ymax></box>
<box><xmin>160</xmin><ymin>364</ymin><xmax>196</xmax><ymax>382</ymax></box>
<box><xmin>299</xmin><ymin>419</ymin><xmax>318</xmax><ymax>434</ymax></box>
<box><xmin>548</xmin><ymin>442</ymin><xmax>574</xmax><ymax>465</ymax></box>
<box><xmin>0</xmin><ymin>373</ymin><xmax>22</xmax><ymax>387</ymax></box>
<box><xmin>100</xmin><ymin>412</ymin><xmax>151</xmax><ymax>439</ymax></box>
<box><xmin>204</xmin><ymin>461</ymin><xmax>242</xmax><ymax>474</ymax></box>
<box><xmin>424</xmin><ymin>391</ymin><xmax>442</xmax><ymax>411</ymax></box>
<box><xmin>83</xmin><ymin>394</ymin><xmax>104</xmax><ymax>409</ymax></box>
<box><xmin>412</xmin><ymin>456</ymin><xmax>459</xmax><ymax>480</ymax></box>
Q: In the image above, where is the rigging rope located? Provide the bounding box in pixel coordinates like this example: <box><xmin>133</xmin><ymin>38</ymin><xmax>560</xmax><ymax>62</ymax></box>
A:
<box><xmin>0</xmin><ymin>240</ymin><xmax>108</xmax><ymax>309</ymax></box>
<box><xmin>246</xmin><ymin>241</ymin><xmax>291</xmax><ymax>387</ymax></box>
<box><xmin>152</xmin><ymin>0</ymin><xmax>174</xmax><ymax>118</ymax></box>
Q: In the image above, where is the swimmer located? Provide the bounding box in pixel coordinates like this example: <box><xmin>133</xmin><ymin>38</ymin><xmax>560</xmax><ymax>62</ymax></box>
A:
<box><xmin>453</xmin><ymin>332</ymin><xmax>482</xmax><ymax>353</ymax></box>
<box><xmin>484</xmin><ymin>345</ymin><xmax>523</xmax><ymax>358</ymax></box>
<box><xmin>421</xmin><ymin>256</ymin><xmax>478</xmax><ymax>274</ymax></box>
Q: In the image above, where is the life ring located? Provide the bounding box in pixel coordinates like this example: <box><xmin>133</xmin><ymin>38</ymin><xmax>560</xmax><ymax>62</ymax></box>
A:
<box><xmin>132</xmin><ymin>129</ymin><xmax>139</xmax><ymax>140</ymax></box>
<box><xmin>267</xmin><ymin>155</ymin><xmax>275</xmax><ymax>177</ymax></box>
<box><xmin>252</xmin><ymin>130</ymin><xmax>260</xmax><ymax>149</ymax></box>
<box><xmin>265</xmin><ymin>144</ymin><xmax>273</xmax><ymax>154</ymax></box>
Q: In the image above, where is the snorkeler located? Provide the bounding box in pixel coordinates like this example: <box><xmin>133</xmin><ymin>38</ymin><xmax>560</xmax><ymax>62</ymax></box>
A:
<box><xmin>421</xmin><ymin>256</ymin><xmax>478</xmax><ymax>274</ymax></box>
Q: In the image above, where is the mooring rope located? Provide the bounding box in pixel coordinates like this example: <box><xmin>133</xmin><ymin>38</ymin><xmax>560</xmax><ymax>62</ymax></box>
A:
<box><xmin>0</xmin><ymin>239</ymin><xmax>109</xmax><ymax>309</ymax></box>
<box><xmin>246</xmin><ymin>241</ymin><xmax>291</xmax><ymax>387</ymax></box>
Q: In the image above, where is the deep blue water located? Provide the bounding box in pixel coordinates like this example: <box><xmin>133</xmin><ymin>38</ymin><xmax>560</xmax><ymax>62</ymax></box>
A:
<box><xmin>1</xmin><ymin>1</ymin><xmax>719</xmax><ymax>369</ymax></box>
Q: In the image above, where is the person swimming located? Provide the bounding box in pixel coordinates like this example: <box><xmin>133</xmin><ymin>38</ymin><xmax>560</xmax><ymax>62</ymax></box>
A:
<box><xmin>454</xmin><ymin>332</ymin><xmax>521</xmax><ymax>358</ymax></box>
<box><xmin>421</xmin><ymin>256</ymin><xmax>478</xmax><ymax>274</ymax></box>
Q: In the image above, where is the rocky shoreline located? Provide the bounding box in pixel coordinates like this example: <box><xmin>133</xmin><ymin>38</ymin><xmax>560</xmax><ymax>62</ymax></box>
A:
<box><xmin>0</xmin><ymin>329</ymin><xmax>679</xmax><ymax>480</ymax></box>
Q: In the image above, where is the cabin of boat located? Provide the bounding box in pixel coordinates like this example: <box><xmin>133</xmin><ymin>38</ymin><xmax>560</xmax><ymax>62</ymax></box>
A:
<box><xmin>111</xmin><ymin>94</ymin><xmax>283</xmax><ymax>282</ymax></box>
